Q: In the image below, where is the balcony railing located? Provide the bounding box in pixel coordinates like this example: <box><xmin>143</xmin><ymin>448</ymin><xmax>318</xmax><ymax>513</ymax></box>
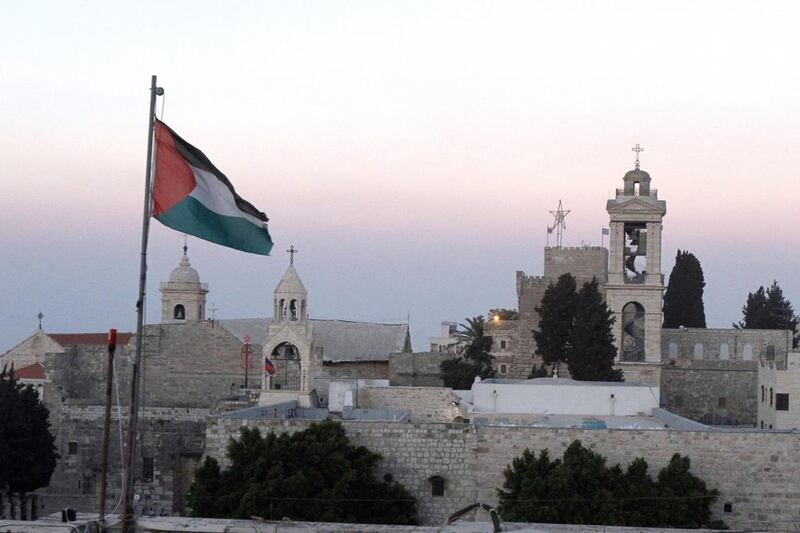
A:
<box><xmin>615</xmin><ymin>188</ymin><xmax>658</xmax><ymax>198</ymax></box>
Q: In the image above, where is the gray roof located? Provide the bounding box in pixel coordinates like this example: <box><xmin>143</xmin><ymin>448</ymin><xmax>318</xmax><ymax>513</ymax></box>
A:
<box><xmin>218</xmin><ymin>318</ymin><xmax>410</xmax><ymax>362</ymax></box>
<box><xmin>479</xmin><ymin>377</ymin><xmax>656</xmax><ymax>387</ymax></box>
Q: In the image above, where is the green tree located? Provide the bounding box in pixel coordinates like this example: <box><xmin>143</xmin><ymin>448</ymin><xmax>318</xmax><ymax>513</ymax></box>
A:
<box><xmin>440</xmin><ymin>316</ymin><xmax>495</xmax><ymax>389</ymax></box>
<box><xmin>533</xmin><ymin>273</ymin><xmax>577</xmax><ymax>369</ymax></box>
<box><xmin>567</xmin><ymin>279</ymin><xmax>622</xmax><ymax>381</ymax></box>
<box><xmin>0</xmin><ymin>365</ymin><xmax>58</xmax><ymax>520</ymax></box>
<box><xmin>497</xmin><ymin>440</ymin><xmax>722</xmax><ymax>529</ymax></box>
<box><xmin>188</xmin><ymin>420</ymin><xmax>417</xmax><ymax>525</ymax></box>
<box><xmin>654</xmin><ymin>454</ymin><xmax>718</xmax><ymax>528</ymax></box>
<box><xmin>735</xmin><ymin>281</ymin><xmax>799</xmax><ymax>347</ymax></box>
<box><xmin>663</xmin><ymin>250</ymin><xmax>707</xmax><ymax>328</ymax></box>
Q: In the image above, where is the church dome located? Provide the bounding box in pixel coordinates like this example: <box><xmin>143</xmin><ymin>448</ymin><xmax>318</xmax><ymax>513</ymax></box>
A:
<box><xmin>169</xmin><ymin>251</ymin><xmax>200</xmax><ymax>284</ymax></box>
<box><xmin>623</xmin><ymin>169</ymin><xmax>651</xmax><ymax>182</ymax></box>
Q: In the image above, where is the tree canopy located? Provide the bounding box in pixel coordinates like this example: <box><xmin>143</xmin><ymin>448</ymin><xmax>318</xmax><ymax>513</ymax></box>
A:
<box><xmin>735</xmin><ymin>280</ymin><xmax>799</xmax><ymax>346</ymax></box>
<box><xmin>187</xmin><ymin>420</ymin><xmax>417</xmax><ymax>524</ymax></box>
<box><xmin>534</xmin><ymin>274</ymin><xmax>621</xmax><ymax>381</ymax></box>
<box><xmin>440</xmin><ymin>316</ymin><xmax>495</xmax><ymax>389</ymax></box>
<box><xmin>0</xmin><ymin>365</ymin><xmax>58</xmax><ymax>520</ymax></box>
<box><xmin>567</xmin><ymin>279</ymin><xmax>622</xmax><ymax>381</ymax></box>
<box><xmin>497</xmin><ymin>440</ymin><xmax>723</xmax><ymax>529</ymax></box>
<box><xmin>533</xmin><ymin>273</ymin><xmax>577</xmax><ymax>369</ymax></box>
<box><xmin>663</xmin><ymin>250</ymin><xmax>707</xmax><ymax>328</ymax></box>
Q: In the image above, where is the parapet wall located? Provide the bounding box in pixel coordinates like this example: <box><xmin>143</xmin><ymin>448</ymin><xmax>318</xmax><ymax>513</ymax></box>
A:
<box><xmin>544</xmin><ymin>246</ymin><xmax>608</xmax><ymax>284</ymax></box>
<box><xmin>357</xmin><ymin>386</ymin><xmax>461</xmax><ymax>423</ymax></box>
<box><xmin>206</xmin><ymin>418</ymin><xmax>800</xmax><ymax>530</ymax></box>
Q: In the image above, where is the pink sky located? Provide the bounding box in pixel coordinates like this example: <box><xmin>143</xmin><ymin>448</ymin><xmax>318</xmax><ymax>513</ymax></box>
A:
<box><xmin>1</xmin><ymin>1</ymin><xmax>799</xmax><ymax>351</ymax></box>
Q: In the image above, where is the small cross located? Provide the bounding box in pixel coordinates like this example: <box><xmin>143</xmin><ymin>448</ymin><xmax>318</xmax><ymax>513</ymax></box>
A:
<box><xmin>182</xmin><ymin>234</ymin><xmax>188</xmax><ymax>255</ymax></box>
<box><xmin>37</xmin><ymin>312</ymin><xmax>44</xmax><ymax>330</ymax></box>
<box><xmin>632</xmin><ymin>143</ymin><xmax>644</xmax><ymax>170</ymax></box>
<box><xmin>210</xmin><ymin>303</ymin><xmax>219</xmax><ymax>321</ymax></box>
<box><xmin>286</xmin><ymin>245</ymin><xmax>298</xmax><ymax>265</ymax></box>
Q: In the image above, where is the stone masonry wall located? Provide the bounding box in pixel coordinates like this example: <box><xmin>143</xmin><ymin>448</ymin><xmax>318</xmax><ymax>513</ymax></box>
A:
<box><xmin>39</xmin><ymin>405</ymin><xmax>207</xmax><ymax>518</ymax></box>
<box><xmin>357</xmin><ymin>386</ymin><xmax>461</xmax><ymax>423</ymax></box>
<box><xmin>543</xmin><ymin>246</ymin><xmax>609</xmax><ymax>285</ymax></box>
<box><xmin>206</xmin><ymin>418</ymin><xmax>800</xmax><ymax>531</ymax></box>
<box><xmin>389</xmin><ymin>352</ymin><xmax>454</xmax><ymax>387</ymax></box>
<box><xmin>661</xmin><ymin>359</ymin><xmax>757</xmax><ymax>425</ymax></box>
<box><xmin>662</xmin><ymin>328</ymin><xmax>792</xmax><ymax>364</ymax></box>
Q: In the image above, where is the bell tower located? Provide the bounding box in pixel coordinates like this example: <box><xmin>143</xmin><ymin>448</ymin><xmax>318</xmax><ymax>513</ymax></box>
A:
<box><xmin>160</xmin><ymin>242</ymin><xmax>208</xmax><ymax>322</ymax></box>
<box><xmin>605</xmin><ymin>145</ymin><xmax>666</xmax><ymax>385</ymax></box>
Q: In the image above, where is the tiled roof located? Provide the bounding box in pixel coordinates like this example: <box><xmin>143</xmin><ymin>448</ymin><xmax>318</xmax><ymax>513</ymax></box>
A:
<box><xmin>218</xmin><ymin>318</ymin><xmax>410</xmax><ymax>362</ymax></box>
<box><xmin>16</xmin><ymin>362</ymin><xmax>45</xmax><ymax>380</ymax></box>
<box><xmin>49</xmin><ymin>333</ymin><xmax>134</xmax><ymax>346</ymax></box>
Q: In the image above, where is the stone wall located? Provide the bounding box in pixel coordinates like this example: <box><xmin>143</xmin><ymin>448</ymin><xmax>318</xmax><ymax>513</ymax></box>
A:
<box><xmin>543</xmin><ymin>246</ymin><xmax>609</xmax><ymax>285</ymax></box>
<box><xmin>775</xmin><ymin>352</ymin><xmax>800</xmax><ymax>429</ymax></box>
<box><xmin>357</xmin><ymin>386</ymin><xmax>461</xmax><ymax>423</ymax></box>
<box><xmin>662</xmin><ymin>328</ymin><xmax>792</xmax><ymax>365</ymax></box>
<box><xmin>39</xmin><ymin>405</ymin><xmax>208</xmax><ymax>518</ymax></box>
<box><xmin>140</xmin><ymin>321</ymin><xmax>262</xmax><ymax>407</ymax></box>
<box><xmin>660</xmin><ymin>359</ymin><xmax>757</xmax><ymax>426</ymax></box>
<box><xmin>389</xmin><ymin>352</ymin><xmax>454</xmax><ymax>387</ymax></box>
<box><xmin>206</xmin><ymin>418</ymin><xmax>800</xmax><ymax>531</ymax></box>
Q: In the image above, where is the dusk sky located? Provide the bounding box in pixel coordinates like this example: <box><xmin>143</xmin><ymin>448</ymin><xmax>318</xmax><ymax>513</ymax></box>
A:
<box><xmin>2</xmin><ymin>1</ymin><xmax>799</xmax><ymax>353</ymax></box>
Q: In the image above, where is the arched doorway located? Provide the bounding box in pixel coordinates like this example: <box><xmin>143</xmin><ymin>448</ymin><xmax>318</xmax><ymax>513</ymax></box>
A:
<box><xmin>621</xmin><ymin>302</ymin><xmax>645</xmax><ymax>361</ymax></box>
<box><xmin>268</xmin><ymin>342</ymin><xmax>301</xmax><ymax>390</ymax></box>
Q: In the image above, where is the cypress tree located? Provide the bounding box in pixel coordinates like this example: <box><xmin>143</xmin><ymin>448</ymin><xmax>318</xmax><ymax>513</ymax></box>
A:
<box><xmin>663</xmin><ymin>250</ymin><xmax>706</xmax><ymax>328</ymax></box>
<box><xmin>567</xmin><ymin>279</ymin><xmax>622</xmax><ymax>381</ymax></box>
<box><xmin>533</xmin><ymin>273</ymin><xmax>577</xmax><ymax>369</ymax></box>
<box><xmin>0</xmin><ymin>365</ymin><xmax>58</xmax><ymax>520</ymax></box>
<box><xmin>736</xmin><ymin>281</ymin><xmax>799</xmax><ymax>347</ymax></box>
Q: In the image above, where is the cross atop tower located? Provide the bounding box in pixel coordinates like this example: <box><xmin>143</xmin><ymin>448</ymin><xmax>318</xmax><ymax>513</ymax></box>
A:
<box><xmin>183</xmin><ymin>233</ymin><xmax>188</xmax><ymax>255</ymax></box>
<box><xmin>632</xmin><ymin>143</ymin><xmax>644</xmax><ymax>170</ymax></box>
<box><xmin>286</xmin><ymin>245</ymin><xmax>298</xmax><ymax>265</ymax></box>
<box><xmin>37</xmin><ymin>312</ymin><xmax>44</xmax><ymax>330</ymax></box>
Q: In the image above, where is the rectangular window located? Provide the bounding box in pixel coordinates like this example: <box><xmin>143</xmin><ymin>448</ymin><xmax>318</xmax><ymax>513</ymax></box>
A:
<box><xmin>142</xmin><ymin>457</ymin><xmax>154</xmax><ymax>482</ymax></box>
<box><xmin>718</xmin><ymin>397</ymin><xmax>726</xmax><ymax>409</ymax></box>
<box><xmin>673</xmin><ymin>395</ymin><xmax>683</xmax><ymax>409</ymax></box>
<box><xmin>68</xmin><ymin>441</ymin><xmax>78</xmax><ymax>455</ymax></box>
<box><xmin>500</xmin><ymin>340</ymin><xmax>507</xmax><ymax>350</ymax></box>
<box><xmin>499</xmin><ymin>364</ymin><xmax>507</xmax><ymax>375</ymax></box>
<box><xmin>776</xmin><ymin>393</ymin><xmax>789</xmax><ymax>411</ymax></box>
<box><xmin>82</xmin><ymin>475</ymin><xmax>94</xmax><ymax>495</ymax></box>
<box><xmin>430</xmin><ymin>476</ymin><xmax>445</xmax><ymax>497</ymax></box>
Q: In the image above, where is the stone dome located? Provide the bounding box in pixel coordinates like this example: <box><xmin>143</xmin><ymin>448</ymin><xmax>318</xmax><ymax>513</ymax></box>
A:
<box><xmin>623</xmin><ymin>169</ymin><xmax>651</xmax><ymax>182</ymax></box>
<box><xmin>169</xmin><ymin>253</ymin><xmax>200</xmax><ymax>284</ymax></box>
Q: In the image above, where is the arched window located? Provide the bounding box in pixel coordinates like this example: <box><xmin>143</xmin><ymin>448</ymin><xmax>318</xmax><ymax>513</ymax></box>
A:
<box><xmin>173</xmin><ymin>304</ymin><xmax>185</xmax><ymax>320</ymax></box>
<box><xmin>719</xmin><ymin>343</ymin><xmax>730</xmax><ymax>360</ymax></box>
<box><xmin>742</xmin><ymin>344</ymin><xmax>754</xmax><ymax>361</ymax></box>
<box><xmin>278</xmin><ymin>299</ymin><xmax>286</xmax><ymax>320</ymax></box>
<box><xmin>289</xmin><ymin>299</ymin><xmax>298</xmax><ymax>321</ymax></box>
<box><xmin>429</xmin><ymin>475</ymin><xmax>445</xmax><ymax>497</ymax></box>
<box><xmin>770</xmin><ymin>387</ymin><xmax>774</xmax><ymax>406</ymax></box>
<box><xmin>693</xmin><ymin>343</ymin><xmax>704</xmax><ymax>359</ymax></box>
<box><xmin>668</xmin><ymin>341</ymin><xmax>679</xmax><ymax>358</ymax></box>
<box><xmin>621</xmin><ymin>302</ymin><xmax>645</xmax><ymax>361</ymax></box>
<box><xmin>766</xmin><ymin>345</ymin><xmax>776</xmax><ymax>361</ymax></box>
<box><xmin>269</xmin><ymin>342</ymin><xmax>301</xmax><ymax>390</ymax></box>
<box><xmin>761</xmin><ymin>385</ymin><xmax>765</xmax><ymax>402</ymax></box>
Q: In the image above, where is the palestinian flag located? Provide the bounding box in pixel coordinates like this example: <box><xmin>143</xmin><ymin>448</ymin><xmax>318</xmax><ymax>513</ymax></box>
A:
<box><xmin>152</xmin><ymin>119</ymin><xmax>273</xmax><ymax>255</ymax></box>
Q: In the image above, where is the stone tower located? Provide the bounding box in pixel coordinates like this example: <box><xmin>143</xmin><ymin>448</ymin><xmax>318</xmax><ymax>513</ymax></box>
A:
<box><xmin>261</xmin><ymin>257</ymin><xmax>315</xmax><ymax>406</ymax></box>
<box><xmin>159</xmin><ymin>245</ymin><xmax>209</xmax><ymax>322</ymax></box>
<box><xmin>605</xmin><ymin>161</ymin><xmax>666</xmax><ymax>385</ymax></box>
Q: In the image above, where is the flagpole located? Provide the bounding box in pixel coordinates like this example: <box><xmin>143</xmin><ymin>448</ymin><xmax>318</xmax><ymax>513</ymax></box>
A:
<box><xmin>122</xmin><ymin>74</ymin><xmax>162</xmax><ymax>533</ymax></box>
